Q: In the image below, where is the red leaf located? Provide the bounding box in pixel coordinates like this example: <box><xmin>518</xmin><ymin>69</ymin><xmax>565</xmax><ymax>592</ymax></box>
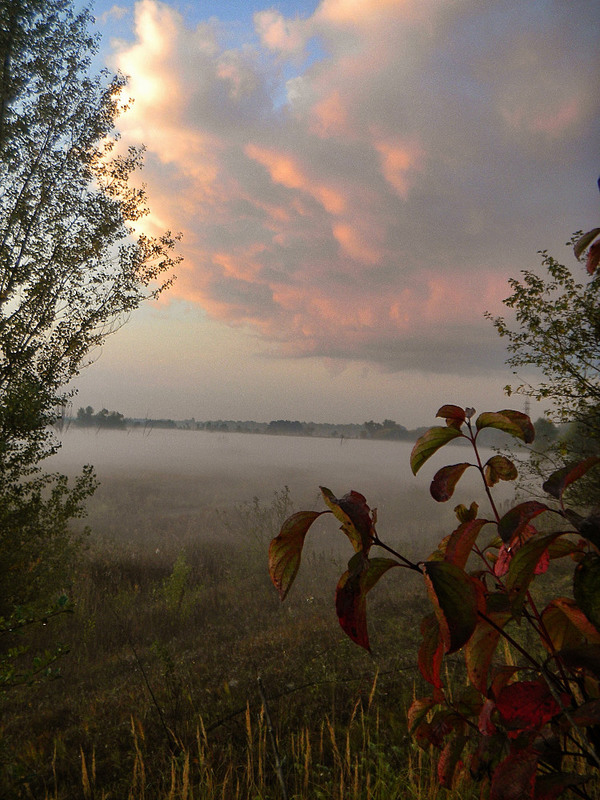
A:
<box><xmin>320</xmin><ymin>487</ymin><xmax>374</xmax><ymax>553</ymax></box>
<box><xmin>410</xmin><ymin>426</ymin><xmax>463</xmax><ymax>475</ymax></box>
<box><xmin>495</xmin><ymin>681</ymin><xmax>563</xmax><ymax>736</ymax></box>
<box><xmin>587</xmin><ymin>239</ymin><xmax>600</xmax><ymax>274</ymax></box>
<box><xmin>335</xmin><ymin>557</ymin><xmax>400</xmax><ymax>651</ymax></box>
<box><xmin>490</xmin><ymin>748</ymin><xmax>537</xmax><ymax>800</ymax></box>
<box><xmin>407</xmin><ymin>696</ymin><xmax>437</xmax><ymax>734</ymax></box>
<box><xmin>444</xmin><ymin>519</ymin><xmax>488</xmax><ymax>569</ymax></box>
<box><xmin>542</xmin><ymin>597</ymin><xmax>600</xmax><ymax>653</ymax></box>
<box><xmin>495</xmin><ymin>526</ymin><xmax>549</xmax><ymax>578</ymax></box>
<box><xmin>506</xmin><ymin>531</ymin><xmax>565</xmax><ymax>615</ymax></box>
<box><xmin>269</xmin><ymin>511</ymin><xmax>325</xmax><ymax>600</ymax></box>
<box><xmin>430</xmin><ymin>463</ymin><xmax>472</xmax><ymax>502</ymax></box>
<box><xmin>466</xmin><ymin>612</ymin><xmax>511</xmax><ymax>693</ymax></box>
<box><xmin>436</xmin><ymin>404</ymin><xmax>466</xmax><ymax>430</ymax></box>
<box><xmin>542</xmin><ymin>457</ymin><xmax>600</xmax><ymax>501</ymax></box>
<box><xmin>437</xmin><ymin>734</ymin><xmax>466</xmax><ymax>788</ymax></box>
<box><xmin>498</xmin><ymin>501</ymin><xmax>549</xmax><ymax>543</ymax></box>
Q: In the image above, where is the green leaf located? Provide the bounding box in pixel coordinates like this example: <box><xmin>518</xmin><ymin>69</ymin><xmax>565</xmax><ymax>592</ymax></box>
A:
<box><xmin>573</xmin><ymin>227</ymin><xmax>600</xmax><ymax>260</ymax></box>
<box><xmin>410</xmin><ymin>426</ymin><xmax>463</xmax><ymax>475</ymax></box>
<box><xmin>476</xmin><ymin>410</ymin><xmax>534</xmax><ymax>444</ymax></box>
<box><xmin>423</xmin><ymin>561</ymin><xmax>478</xmax><ymax>653</ymax></box>
<box><xmin>430</xmin><ymin>463</ymin><xmax>472</xmax><ymax>502</ymax></box>
<box><xmin>269</xmin><ymin>511</ymin><xmax>325</xmax><ymax>600</ymax></box>
<box><xmin>498</xmin><ymin>501</ymin><xmax>549</xmax><ymax>543</ymax></box>
<box><xmin>320</xmin><ymin>487</ymin><xmax>374</xmax><ymax>553</ymax></box>
<box><xmin>454</xmin><ymin>501</ymin><xmax>479</xmax><ymax>523</ymax></box>
<box><xmin>541</xmin><ymin>597</ymin><xmax>600</xmax><ymax>653</ymax></box>
<box><xmin>505</xmin><ymin>531</ymin><xmax>564</xmax><ymax>615</ymax></box>
<box><xmin>466</xmin><ymin>611</ymin><xmax>511</xmax><ymax>693</ymax></box>
<box><xmin>542</xmin><ymin>457</ymin><xmax>600</xmax><ymax>501</ymax></box>
<box><xmin>573</xmin><ymin>553</ymin><xmax>600</xmax><ymax>631</ymax></box>
<box><xmin>484</xmin><ymin>455</ymin><xmax>518</xmax><ymax>487</ymax></box>
<box><xmin>335</xmin><ymin>557</ymin><xmax>400</xmax><ymax>651</ymax></box>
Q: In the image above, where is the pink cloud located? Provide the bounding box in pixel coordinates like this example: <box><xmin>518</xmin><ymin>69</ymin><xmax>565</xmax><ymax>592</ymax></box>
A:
<box><xmin>109</xmin><ymin>0</ymin><xmax>598</xmax><ymax>376</ymax></box>
<box><xmin>374</xmin><ymin>137</ymin><xmax>425</xmax><ymax>199</ymax></box>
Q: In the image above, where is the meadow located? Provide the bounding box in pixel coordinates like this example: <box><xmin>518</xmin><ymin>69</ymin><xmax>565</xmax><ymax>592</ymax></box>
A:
<box><xmin>0</xmin><ymin>429</ymin><xmax>542</xmax><ymax>799</ymax></box>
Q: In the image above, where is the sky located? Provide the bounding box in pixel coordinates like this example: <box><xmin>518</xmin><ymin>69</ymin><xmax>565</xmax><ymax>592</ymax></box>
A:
<box><xmin>70</xmin><ymin>0</ymin><xmax>600</xmax><ymax>426</ymax></box>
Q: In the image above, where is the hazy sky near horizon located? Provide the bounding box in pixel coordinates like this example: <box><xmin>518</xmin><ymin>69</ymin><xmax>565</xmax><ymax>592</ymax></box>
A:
<box><xmin>70</xmin><ymin>0</ymin><xmax>599</xmax><ymax>426</ymax></box>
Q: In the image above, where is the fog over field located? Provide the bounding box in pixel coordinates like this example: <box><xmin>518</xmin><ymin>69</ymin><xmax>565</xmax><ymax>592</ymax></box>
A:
<box><xmin>48</xmin><ymin>427</ymin><xmax>514</xmax><ymax>555</ymax></box>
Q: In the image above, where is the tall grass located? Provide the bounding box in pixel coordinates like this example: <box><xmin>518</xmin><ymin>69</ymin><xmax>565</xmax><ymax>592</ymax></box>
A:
<box><xmin>0</xmin><ymin>479</ymin><xmax>529</xmax><ymax>799</ymax></box>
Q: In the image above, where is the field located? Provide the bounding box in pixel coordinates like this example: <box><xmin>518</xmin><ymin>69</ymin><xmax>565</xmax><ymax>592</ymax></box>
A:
<box><xmin>1</xmin><ymin>431</ymin><xmax>587</xmax><ymax>799</ymax></box>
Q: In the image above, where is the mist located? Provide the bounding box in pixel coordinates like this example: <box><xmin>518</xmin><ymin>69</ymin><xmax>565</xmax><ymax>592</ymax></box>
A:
<box><xmin>48</xmin><ymin>427</ymin><xmax>514</xmax><ymax>555</ymax></box>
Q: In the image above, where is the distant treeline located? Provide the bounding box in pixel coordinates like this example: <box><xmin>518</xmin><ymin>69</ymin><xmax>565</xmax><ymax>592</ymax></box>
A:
<box><xmin>70</xmin><ymin>406</ymin><xmax>561</xmax><ymax>445</ymax></box>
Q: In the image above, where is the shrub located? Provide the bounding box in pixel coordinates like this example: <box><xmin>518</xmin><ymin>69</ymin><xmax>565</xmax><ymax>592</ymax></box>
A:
<box><xmin>269</xmin><ymin>405</ymin><xmax>600</xmax><ymax>799</ymax></box>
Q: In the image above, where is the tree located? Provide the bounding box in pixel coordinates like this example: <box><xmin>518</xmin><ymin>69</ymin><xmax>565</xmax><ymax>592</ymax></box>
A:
<box><xmin>488</xmin><ymin>227</ymin><xmax>600</xmax><ymax>502</ymax></box>
<box><xmin>0</xmin><ymin>0</ymin><xmax>179</xmax><ymax>686</ymax></box>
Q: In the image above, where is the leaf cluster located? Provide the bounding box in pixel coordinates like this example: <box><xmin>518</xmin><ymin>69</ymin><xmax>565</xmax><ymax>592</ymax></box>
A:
<box><xmin>269</xmin><ymin>406</ymin><xmax>600</xmax><ymax>799</ymax></box>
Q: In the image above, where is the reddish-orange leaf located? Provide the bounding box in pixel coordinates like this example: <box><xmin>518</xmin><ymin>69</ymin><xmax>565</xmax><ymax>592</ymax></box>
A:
<box><xmin>444</xmin><ymin>519</ymin><xmax>488</xmax><ymax>569</ymax></box>
<box><xmin>490</xmin><ymin>748</ymin><xmax>537</xmax><ymax>800</ymax></box>
<box><xmin>495</xmin><ymin>680</ymin><xmax>564</xmax><ymax>736</ymax></box>
<box><xmin>269</xmin><ymin>510</ymin><xmax>325</xmax><ymax>600</ymax></box>
<box><xmin>542</xmin><ymin>457</ymin><xmax>600</xmax><ymax>501</ymax></box>
<box><xmin>335</xmin><ymin>557</ymin><xmax>400</xmax><ymax>651</ymax></box>
<box><xmin>430</xmin><ymin>463</ymin><xmax>472</xmax><ymax>502</ymax></box>
<box><xmin>587</xmin><ymin>239</ymin><xmax>600</xmax><ymax>275</ymax></box>
<box><xmin>466</xmin><ymin>612</ymin><xmax>511</xmax><ymax>694</ymax></box>
<box><xmin>542</xmin><ymin>597</ymin><xmax>600</xmax><ymax>653</ymax></box>
<box><xmin>437</xmin><ymin>734</ymin><xmax>467</xmax><ymax>788</ymax></box>
<box><xmin>495</xmin><ymin>525</ymin><xmax>549</xmax><ymax>578</ymax></box>
<box><xmin>436</xmin><ymin>405</ymin><xmax>466</xmax><ymax>430</ymax></box>
<box><xmin>498</xmin><ymin>501</ymin><xmax>549</xmax><ymax>543</ymax></box>
<box><xmin>407</xmin><ymin>696</ymin><xmax>438</xmax><ymax>733</ymax></box>
<box><xmin>506</xmin><ymin>530</ymin><xmax>564</xmax><ymax>615</ymax></box>
<box><xmin>419</xmin><ymin>613</ymin><xmax>444</xmax><ymax>689</ymax></box>
<box><xmin>320</xmin><ymin>487</ymin><xmax>374</xmax><ymax>553</ymax></box>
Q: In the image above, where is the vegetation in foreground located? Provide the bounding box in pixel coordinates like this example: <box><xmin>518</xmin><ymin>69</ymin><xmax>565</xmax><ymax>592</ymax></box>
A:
<box><xmin>271</xmin><ymin>406</ymin><xmax>600</xmax><ymax>800</ymax></box>
<box><xmin>2</xmin><ymin>484</ymin><xmax>465</xmax><ymax>800</ymax></box>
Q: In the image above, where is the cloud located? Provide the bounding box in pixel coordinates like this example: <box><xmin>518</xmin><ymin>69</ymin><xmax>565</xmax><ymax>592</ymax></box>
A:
<box><xmin>111</xmin><ymin>0</ymin><xmax>600</xmax><ymax>378</ymax></box>
<box><xmin>99</xmin><ymin>4</ymin><xmax>129</xmax><ymax>25</ymax></box>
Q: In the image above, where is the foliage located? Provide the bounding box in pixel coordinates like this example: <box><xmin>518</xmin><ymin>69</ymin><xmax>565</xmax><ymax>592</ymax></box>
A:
<box><xmin>75</xmin><ymin>404</ymin><xmax>126</xmax><ymax>428</ymax></box>
<box><xmin>270</xmin><ymin>405</ymin><xmax>600</xmax><ymax>799</ymax></box>
<box><xmin>488</xmin><ymin>219</ymin><xmax>600</xmax><ymax>506</ymax></box>
<box><xmin>0</xmin><ymin>0</ymin><xmax>178</xmax><ymax>690</ymax></box>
